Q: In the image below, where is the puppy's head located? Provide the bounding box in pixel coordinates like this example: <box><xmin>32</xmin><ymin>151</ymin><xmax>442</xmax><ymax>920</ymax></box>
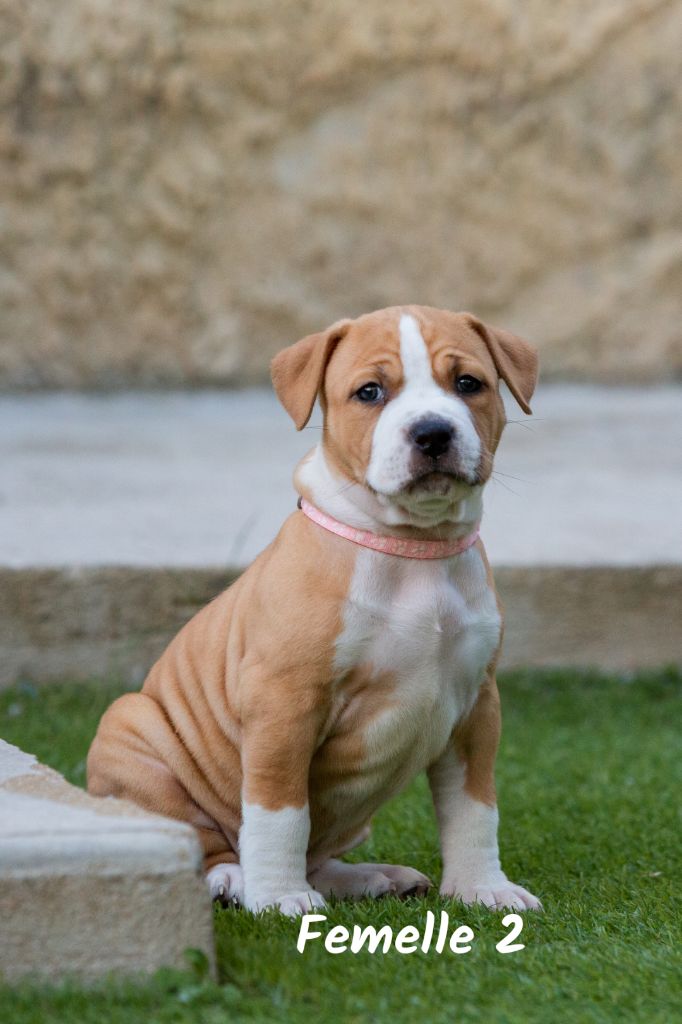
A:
<box><xmin>271</xmin><ymin>305</ymin><xmax>537</xmax><ymax>525</ymax></box>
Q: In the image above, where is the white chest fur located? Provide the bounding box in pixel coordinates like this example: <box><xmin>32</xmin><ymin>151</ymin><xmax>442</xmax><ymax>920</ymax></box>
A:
<box><xmin>333</xmin><ymin>546</ymin><xmax>501</xmax><ymax>779</ymax></box>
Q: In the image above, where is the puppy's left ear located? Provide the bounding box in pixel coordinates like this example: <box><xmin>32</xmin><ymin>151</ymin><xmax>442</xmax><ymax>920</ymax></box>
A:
<box><xmin>271</xmin><ymin>319</ymin><xmax>353</xmax><ymax>430</ymax></box>
<box><xmin>465</xmin><ymin>315</ymin><xmax>539</xmax><ymax>415</ymax></box>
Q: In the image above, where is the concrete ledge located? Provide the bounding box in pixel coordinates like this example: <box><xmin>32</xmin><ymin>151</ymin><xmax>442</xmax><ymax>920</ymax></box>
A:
<box><xmin>0</xmin><ymin>564</ymin><xmax>680</xmax><ymax>688</ymax></box>
<box><xmin>0</xmin><ymin>740</ymin><xmax>215</xmax><ymax>983</ymax></box>
<box><xmin>0</xmin><ymin>566</ymin><xmax>240</xmax><ymax>689</ymax></box>
<box><xmin>497</xmin><ymin>565</ymin><xmax>681</xmax><ymax>670</ymax></box>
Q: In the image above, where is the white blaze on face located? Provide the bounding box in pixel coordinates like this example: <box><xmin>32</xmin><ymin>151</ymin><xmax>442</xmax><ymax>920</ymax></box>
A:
<box><xmin>366</xmin><ymin>314</ymin><xmax>482</xmax><ymax>495</ymax></box>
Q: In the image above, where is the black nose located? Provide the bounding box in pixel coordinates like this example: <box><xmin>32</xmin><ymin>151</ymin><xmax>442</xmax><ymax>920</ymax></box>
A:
<box><xmin>409</xmin><ymin>417</ymin><xmax>454</xmax><ymax>459</ymax></box>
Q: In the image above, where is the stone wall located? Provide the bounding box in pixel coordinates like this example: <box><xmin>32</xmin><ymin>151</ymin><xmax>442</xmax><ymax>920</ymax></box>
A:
<box><xmin>1</xmin><ymin>0</ymin><xmax>681</xmax><ymax>388</ymax></box>
<box><xmin>3</xmin><ymin>565</ymin><xmax>680</xmax><ymax>686</ymax></box>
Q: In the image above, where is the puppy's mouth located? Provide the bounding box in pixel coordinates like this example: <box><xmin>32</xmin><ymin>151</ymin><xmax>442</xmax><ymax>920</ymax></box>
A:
<box><xmin>404</xmin><ymin>470</ymin><xmax>472</xmax><ymax>496</ymax></box>
<box><xmin>366</xmin><ymin>467</ymin><xmax>483</xmax><ymax>527</ymax></box>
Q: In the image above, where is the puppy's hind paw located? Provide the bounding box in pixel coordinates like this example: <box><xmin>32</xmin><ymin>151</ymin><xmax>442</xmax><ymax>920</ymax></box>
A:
<box><xmin>206</xmin><ymin>863</ymin><xmax>244</xmax><ymax>906</ymax></box>
<box><xmin>309</xmin><ymin>858</ymin><xmax>432</xmax><ymax>900</ymax></box>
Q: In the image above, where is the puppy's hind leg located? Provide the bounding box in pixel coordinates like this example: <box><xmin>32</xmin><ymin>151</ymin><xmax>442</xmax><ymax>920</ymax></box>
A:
<box><xmin>88</xmin><ymin>692</ymin><xmax>240</xmax><ymax>901</ymax></box>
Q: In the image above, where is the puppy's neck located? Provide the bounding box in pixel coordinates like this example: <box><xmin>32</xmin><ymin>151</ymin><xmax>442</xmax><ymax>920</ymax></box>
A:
<box><xmin>294</xmin><ymin>444</ymin><xmax>483</xmax><ymax>541</ymax></box>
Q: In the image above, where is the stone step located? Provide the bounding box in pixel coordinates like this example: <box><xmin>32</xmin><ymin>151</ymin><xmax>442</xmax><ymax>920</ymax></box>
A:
<box><xmin>0</xmin><ymin>740</ymin><xmax>214</xmax><ymax>983</ymax></box>
<box><xmin>2</xmin><ymin>564</ymin><xmax>679</xmax><ymax>688</ymax></box>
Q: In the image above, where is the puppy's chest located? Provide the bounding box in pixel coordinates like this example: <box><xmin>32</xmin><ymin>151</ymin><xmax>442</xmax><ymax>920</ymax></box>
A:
<box><xmin>332</xmin><ymin>548</ymin><xmax>501</xmax><ymax>770</ymax></box>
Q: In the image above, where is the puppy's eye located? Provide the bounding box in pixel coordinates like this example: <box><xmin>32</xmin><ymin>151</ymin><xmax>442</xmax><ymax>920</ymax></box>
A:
<box><xmin>354</xmin><ymin>382</ymin><xmax>384</xmax><ymax>403</ymax></box>
<box><xmin>455</xmin><ymin>374</ymin><xmax>483</xmax><ymax>395</ymax></box>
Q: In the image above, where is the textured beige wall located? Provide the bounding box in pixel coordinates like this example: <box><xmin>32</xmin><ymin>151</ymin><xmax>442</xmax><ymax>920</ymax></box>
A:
<box><xmin>1</xmin><ymin>0</ymin><xmax>681</xmax><ymax>388</ymax></box>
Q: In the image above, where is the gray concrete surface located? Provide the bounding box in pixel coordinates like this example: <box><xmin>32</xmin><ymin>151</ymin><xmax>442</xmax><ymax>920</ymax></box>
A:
<box><xmin>0</xmin><ymin>739</ymin><xmax>215</xmax><ymax>982</ymax></box>
<box><xmin>2</xmin><ymin>385</ymin><xmax>681</xmax><ymax>569</ymax></box>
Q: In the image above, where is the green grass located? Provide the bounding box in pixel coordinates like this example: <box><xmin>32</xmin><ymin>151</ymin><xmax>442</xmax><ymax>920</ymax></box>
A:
<box><xmin>1</xmin><ymin>668</ymin><xmax>681</xmax><ymax>1023</ymax></box>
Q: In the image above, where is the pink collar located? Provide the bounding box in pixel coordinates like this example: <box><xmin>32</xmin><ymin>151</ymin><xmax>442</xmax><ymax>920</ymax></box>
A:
<box><xmin>299</xmin><ymin>498</ymin><xmax>480</xmax><ymax>560</ymax></box>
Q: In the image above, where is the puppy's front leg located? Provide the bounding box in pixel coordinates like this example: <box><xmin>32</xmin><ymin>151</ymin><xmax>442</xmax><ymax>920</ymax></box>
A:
<box><xmin>428</xmin><ymin>674</ymin><xmax>541</xmax><ymax>911</ymax></box>
<box><xmin>239</xmin><ymin>685</ymin><xmax>327</xmax><ymax>917</ymax></box>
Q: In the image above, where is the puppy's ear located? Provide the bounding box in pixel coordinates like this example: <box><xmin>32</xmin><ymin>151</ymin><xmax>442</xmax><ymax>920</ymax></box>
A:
<box><xmin>464</xmin><ymin>314</ymin><xmax>538</xmax><ymax>415</ymax></box>
<box><xmin>271</xmin><ymin>319</ymin><xmax>353</xmax><ymax>429</ymax></box>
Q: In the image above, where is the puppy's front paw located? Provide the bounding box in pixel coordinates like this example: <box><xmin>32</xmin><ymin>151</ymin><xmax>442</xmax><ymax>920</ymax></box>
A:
<box><xmin>246</xmin><ymin>888</ymin><xmax>327</xmax><ymax>917</ymax></box>
<box><xmin>441</xmin><ymin>875</ymin><xmax>542</xmax><ymax>911</ymax></box>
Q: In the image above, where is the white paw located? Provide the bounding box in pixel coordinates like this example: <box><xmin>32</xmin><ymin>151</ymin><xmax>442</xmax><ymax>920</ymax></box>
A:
<box><xmin>441</xmin><ymin>876</ymin><xmax>542</xmax><ymax>911</ymax></box>
<box><xmin>206</xmin><ymin>863</ymin><xmax>244</xmax><ymax>906</ymax></box>
<box><xmin>246</xmin><ymin>888</ymin><xmax>327</xmax><ymax>917</ymax></box>
<box><xmin>376</xmin><ymin>863</ymin><xmax>433</xmax><ymax>897</ymax></box>
<box><xmin>342</xmin><ymin>867</ymin><xmax>398</xmax><ymax>899</ymax></box>
<box><xmin>309</xmin><ymin>859</ymin><xmax>432</xmax><ymax>900</ymax></box>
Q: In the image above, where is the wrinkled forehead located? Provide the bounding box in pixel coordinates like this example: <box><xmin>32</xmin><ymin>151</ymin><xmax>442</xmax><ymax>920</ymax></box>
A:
<box><xmin>325</xmin><ymin>306</ymin><xmax>498</xmax><ymax>384</ymax></box>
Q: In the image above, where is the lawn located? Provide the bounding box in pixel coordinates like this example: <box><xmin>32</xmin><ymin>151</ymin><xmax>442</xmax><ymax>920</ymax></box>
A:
<box><xmin>1</xmin><ymin>668</ymin><xmax>680</xmax><ymax>1023</ymax></box>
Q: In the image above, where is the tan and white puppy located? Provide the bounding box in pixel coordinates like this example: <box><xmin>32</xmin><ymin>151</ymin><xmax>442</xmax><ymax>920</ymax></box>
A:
<box><xmin>87</xmin><ymin>305</ymin><xmax>541</xmax><ymax>916</ymax></box>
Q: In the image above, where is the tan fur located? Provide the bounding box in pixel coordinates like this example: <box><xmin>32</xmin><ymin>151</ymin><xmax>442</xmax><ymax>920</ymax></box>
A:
<box><xmin>449</xmin><ymin>539</ymin><xmax>506</xmax><ymax>808</ymax></box>
<box><xmin>452</xmin><ymin>673</ymin><xmax>501</xmax><ymax>808</ymax></box>
<box><xmin>87</xmin><ymin>304</ymin><xmax>536</xmax><ymax>879</ymax></box>
<box><xmin>89</xmin><ymin>512</ymin><xmax>357</xmax><ymax>864</ymax></box>
<box><xmin>270</xmin><ymin>318</ymin><xmax>352</xmax><ymax>430</ymax></box>
<box><xmin>308</xmin><ymin>666</ymin><xmax>401</xmax><ymax>862</ymax></box>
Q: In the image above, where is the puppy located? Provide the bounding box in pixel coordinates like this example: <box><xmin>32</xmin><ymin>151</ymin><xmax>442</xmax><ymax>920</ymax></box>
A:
<box><xmin>87</xmin><ymin>305</ymin><xmax>541</xmax><ymax>916</ymax></box>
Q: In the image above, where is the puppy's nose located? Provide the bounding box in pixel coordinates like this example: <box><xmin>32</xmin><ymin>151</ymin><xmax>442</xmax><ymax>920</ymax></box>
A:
<box><xmin>409</xmin><ymin>417</ymin><xmax>454</xmax><ymax>459</ymax></box>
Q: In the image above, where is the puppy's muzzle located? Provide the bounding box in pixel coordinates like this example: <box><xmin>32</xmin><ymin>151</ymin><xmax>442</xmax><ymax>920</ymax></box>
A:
<box><xmin>408</xmin><ymin>416</ymin><xmax>454</xmax><ymax>461</ymax></box>
<box><xmin>405</xmin><ymin>415</ymin><xmax>478</xmax><ymax>491</ymax></box>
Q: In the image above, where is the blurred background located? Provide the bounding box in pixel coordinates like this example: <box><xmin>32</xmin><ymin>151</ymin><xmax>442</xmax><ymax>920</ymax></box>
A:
<box><xmin>1</xmin><ymin>1</ymin><xmax>681</xmax><ymax>686</ymax></box>
<box><xmin>2</xmin><ymin>0</ymin><xmax>681</xmax><ymax>390</ymax></box>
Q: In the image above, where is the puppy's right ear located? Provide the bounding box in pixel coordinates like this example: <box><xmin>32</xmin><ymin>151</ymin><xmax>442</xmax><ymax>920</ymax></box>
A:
<box><xmin>270</xmin><ymin>319</ymin><xmax>352</xmax><ymax>430</ymax></box>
